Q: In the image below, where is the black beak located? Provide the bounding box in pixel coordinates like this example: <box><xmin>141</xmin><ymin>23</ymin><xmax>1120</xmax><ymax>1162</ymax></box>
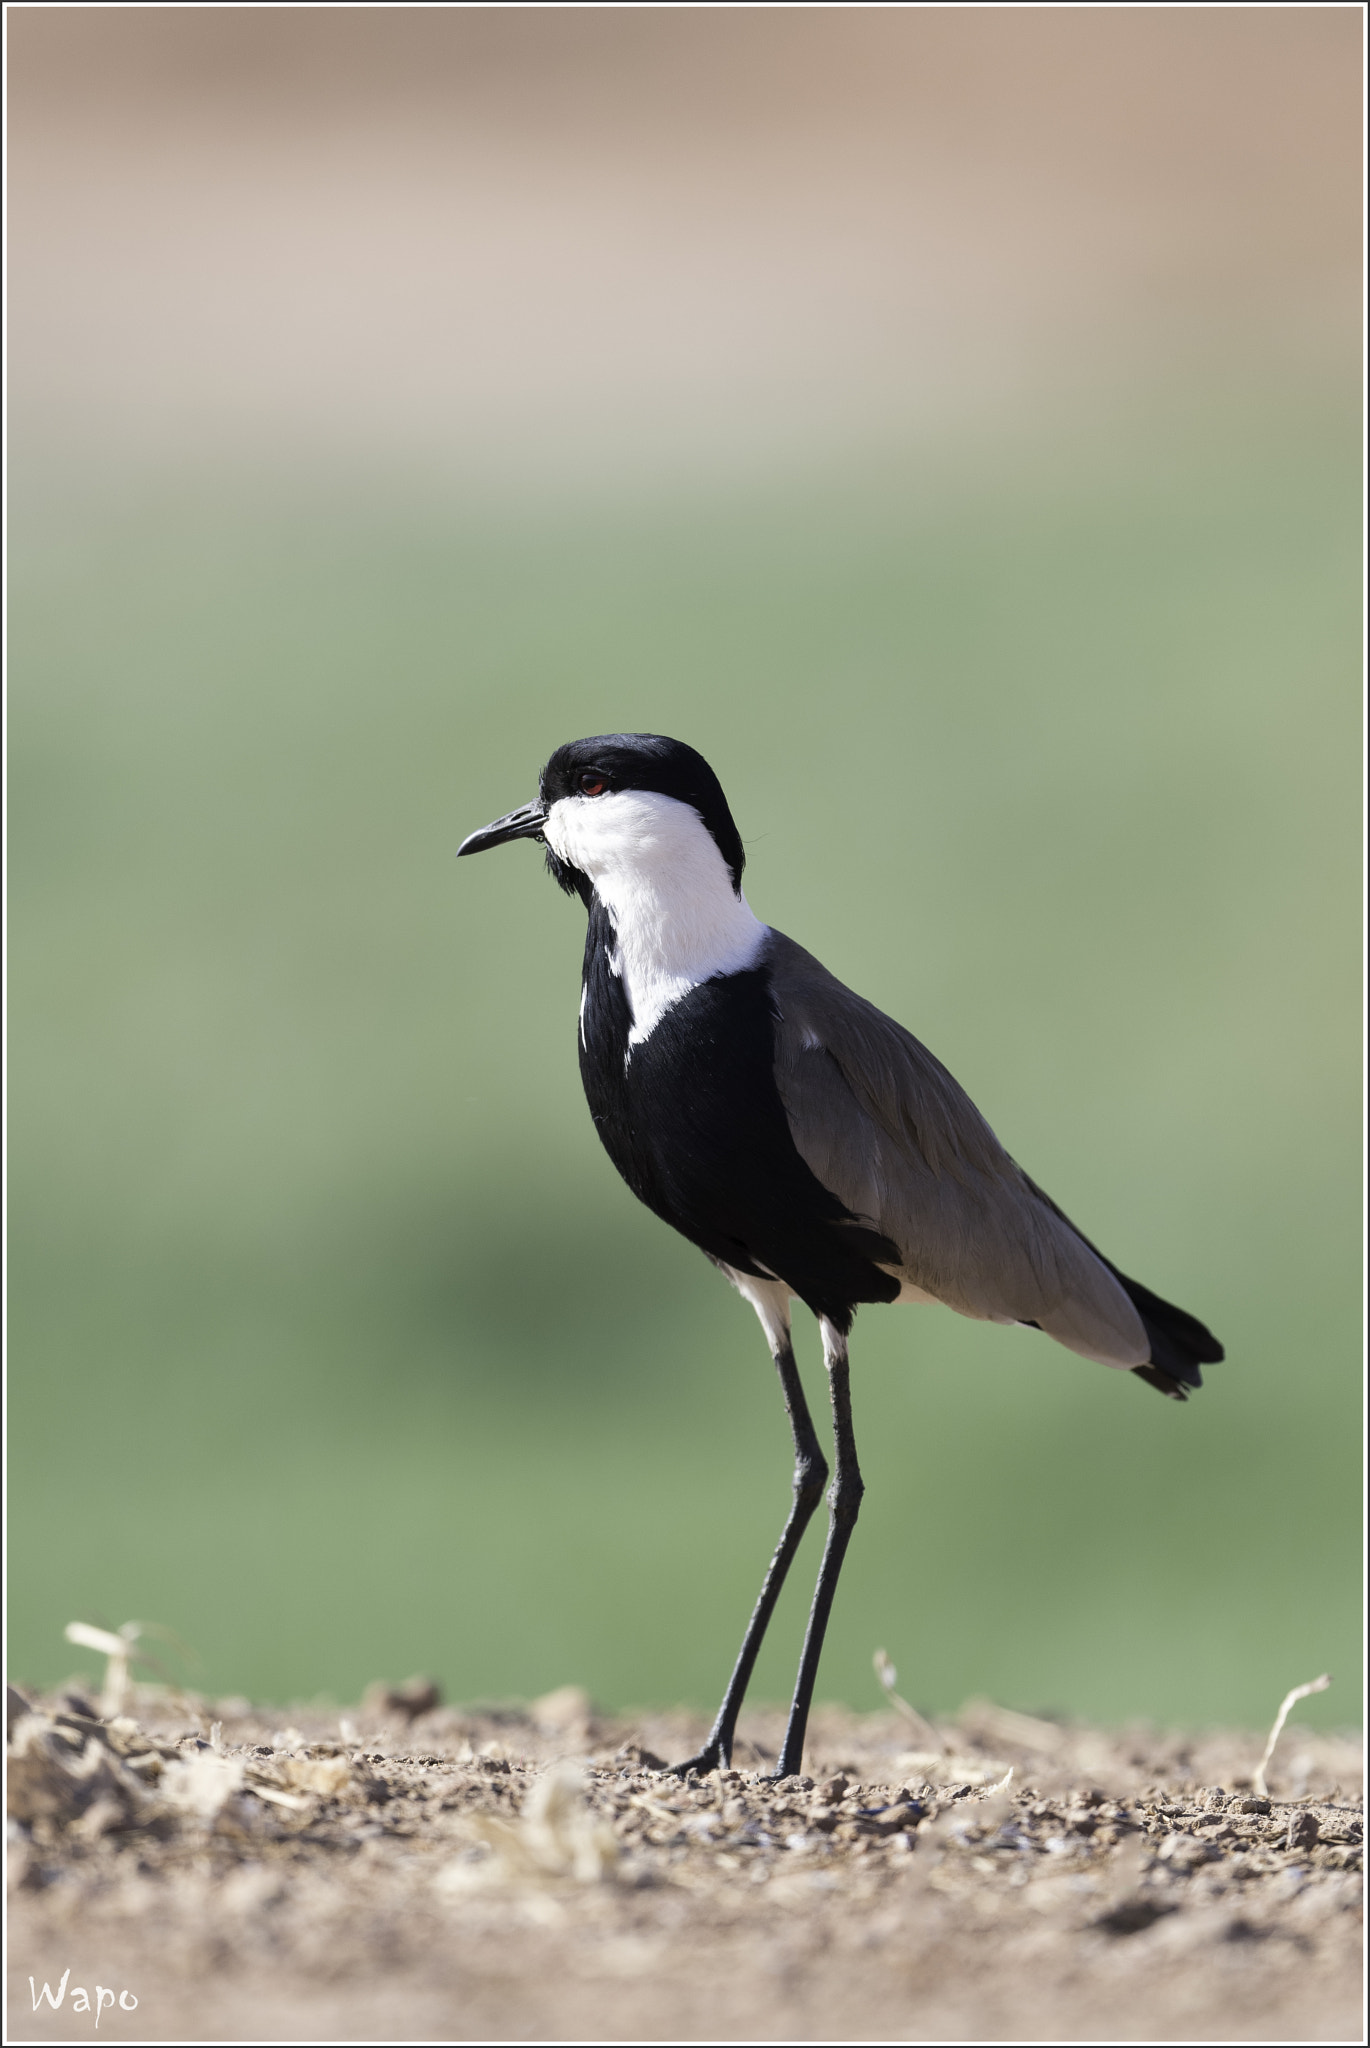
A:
<box><xmin>457</xmin><ymin>798</ymin><xmax>548</xmax><ymax>858</ymax></box>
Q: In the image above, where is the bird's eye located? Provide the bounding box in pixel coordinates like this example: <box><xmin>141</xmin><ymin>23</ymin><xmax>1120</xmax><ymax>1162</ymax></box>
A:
<box><xmin>578</xmin><ymin>772</ymin><xmax>608</xmax><ymax>796</ymax></box>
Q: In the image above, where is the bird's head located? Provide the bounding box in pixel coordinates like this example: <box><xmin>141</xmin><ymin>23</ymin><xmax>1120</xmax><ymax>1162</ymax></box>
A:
<box><xmin>458</xmin><ymin>734</ymin><xmax>746</xmax><ymax>907</ymax></box>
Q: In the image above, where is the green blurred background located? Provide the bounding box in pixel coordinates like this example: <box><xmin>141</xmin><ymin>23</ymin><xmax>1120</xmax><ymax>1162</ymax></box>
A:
<box><xmin>8</xmin><ymin>10</ymin><xmax>1362</xmax><ymax>1733</ymax></box>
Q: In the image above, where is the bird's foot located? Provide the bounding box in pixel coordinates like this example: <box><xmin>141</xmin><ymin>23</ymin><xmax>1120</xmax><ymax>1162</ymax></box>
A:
<box><xmin>666</xmin><ymin>1747</ymin><xmax>807</xmax><ymax>1783</ymax></box>
<box><xmin>664</xmin><ymin>1741</ymin><xmax>728</xmax><ymax>1777</ymax></box>
<box><xmin>755</xmin><ymin>1745</ymin><xmax>807</xmax><ymax>1783</ymax></box>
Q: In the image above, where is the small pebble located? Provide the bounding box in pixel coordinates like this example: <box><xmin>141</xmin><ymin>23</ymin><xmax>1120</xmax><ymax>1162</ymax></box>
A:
<box><xmin>1286</xmin><ymin>1811</ymin><xmax>1320</xmax><ymax>1851</ymax></box>
<box><xmin>868</xmin><ymin>1802</ymin><xmax>922</xmax><ymax>1837</ymax></box>
<box><xmin>1157</xmin><ymin>1834</ymin><xmax>1216</xmax><ymax>1869</ymax></box>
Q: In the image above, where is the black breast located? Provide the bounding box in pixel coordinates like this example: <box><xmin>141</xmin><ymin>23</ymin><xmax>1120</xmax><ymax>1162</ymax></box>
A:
<box><xmin>577</xmin><ymin>907</ymin><xmax>899</xmax><ymax>1326</ymax></box>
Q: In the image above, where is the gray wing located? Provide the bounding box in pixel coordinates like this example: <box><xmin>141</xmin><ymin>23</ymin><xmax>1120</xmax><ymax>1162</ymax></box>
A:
<box><xmin>766</xmin><ymin>929</ymin><xmax>1149</xmax><ymax>1368</ymax></box>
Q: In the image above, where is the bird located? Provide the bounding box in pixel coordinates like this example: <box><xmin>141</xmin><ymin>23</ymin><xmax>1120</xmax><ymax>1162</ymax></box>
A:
<box><xmin>457</xmin><ymin>732</ymin><xmax>1223</xmax><ymax>1780</ymax></box>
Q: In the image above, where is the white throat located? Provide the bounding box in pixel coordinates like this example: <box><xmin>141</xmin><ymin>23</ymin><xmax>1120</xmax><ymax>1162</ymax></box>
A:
<box><xmin>544</xmin><ymin>788</ymin><xmax>767</xmax><ymax>1046</ymax></box>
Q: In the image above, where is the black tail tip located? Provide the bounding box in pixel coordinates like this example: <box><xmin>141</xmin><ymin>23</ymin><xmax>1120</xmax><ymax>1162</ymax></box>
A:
<box><xmin>1114</xmin><ymin>1272</ymin><xmax>1223</xmax><ymax>1400</ymax></box>
<box><xmin>1132</xmin><ymin>1362</ymin><xmax>1192</xmax><ymax>1402</ymax></box>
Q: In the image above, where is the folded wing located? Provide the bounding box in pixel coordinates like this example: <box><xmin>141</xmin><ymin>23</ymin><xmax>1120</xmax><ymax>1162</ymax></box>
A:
<box><xmin>766</xmin><ymin>930</ymin><xmax>1150</xmax><ymax>1369</ymax></box>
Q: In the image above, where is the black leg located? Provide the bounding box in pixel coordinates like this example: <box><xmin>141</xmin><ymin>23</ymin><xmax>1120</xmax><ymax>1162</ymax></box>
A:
<box><xmin>766</xmin><ymin>1320</ymin><xmax>864</xmax><ymax>1781</ymax></box>
<box><xmin>668</xmin><ymin>1332</ymin><xmax>828</xmax><ymax>1775</ymax></box>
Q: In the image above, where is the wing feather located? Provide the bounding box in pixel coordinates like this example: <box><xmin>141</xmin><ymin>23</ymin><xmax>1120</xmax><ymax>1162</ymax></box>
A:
<box><xmin>766</xmin><ymin>930</ymin><xmax>1149</xmax><ymax>1368</ymax></box>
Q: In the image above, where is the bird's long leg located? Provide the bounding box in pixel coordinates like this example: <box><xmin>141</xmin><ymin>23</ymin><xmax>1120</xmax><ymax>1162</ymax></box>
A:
<box><xmin>668</xmin><ymin>1311</ymin><xmax>828</xmax><ymax>1777</ymax></box>
<box><xmin>766</xmin><ymin>1317</ymin><xmax>864</xmax><ymax>1782</ymax></box>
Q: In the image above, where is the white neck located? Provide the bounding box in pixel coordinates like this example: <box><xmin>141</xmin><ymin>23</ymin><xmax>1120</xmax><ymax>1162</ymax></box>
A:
<box><xmin>544</xmin><ymin>788</ymin><xmax>767</xmax><ymax>1045</ymax></box>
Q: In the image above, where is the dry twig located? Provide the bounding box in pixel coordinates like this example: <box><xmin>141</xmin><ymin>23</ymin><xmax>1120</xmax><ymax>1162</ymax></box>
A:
<box><xmin>1253</xmin><ymin>1673</ymin><xmax>1331</xmax><ymax>1798</ymax></box>
<box><xmin>873</xmin><ymin>1649</ymin><xmax>947</xmax><ymax>1752</ymax></box>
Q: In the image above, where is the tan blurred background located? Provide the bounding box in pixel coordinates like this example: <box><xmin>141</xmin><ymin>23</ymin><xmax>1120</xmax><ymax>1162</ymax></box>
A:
<box><xmin>8</xmin><ymin>7</ymin><xmax>1363</xmax><ymax>1733</ymax></box>
<box><xmin>9</xmin><ymin>6</ymin><xmax>1359</xmax><ymax>485</ymax></box>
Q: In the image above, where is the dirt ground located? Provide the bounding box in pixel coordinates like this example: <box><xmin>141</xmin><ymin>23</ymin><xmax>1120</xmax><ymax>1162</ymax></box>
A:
<box><xmin>6</xmin><ymin>1681</ymin><xmax>1362</xmax><ymax>2044</ymax></box>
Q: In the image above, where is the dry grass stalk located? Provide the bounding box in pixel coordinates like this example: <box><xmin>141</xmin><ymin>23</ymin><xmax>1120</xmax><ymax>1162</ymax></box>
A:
<box><xmin>159</xmin><ymin>1750</ymin><xmax>246</xmax><ymax>1823</ymax></box>
<box><xmin>959</xmin><ymin>1696</ymin><xmax>1067</xmax><ymax>1755</ymax></box>
<box><xmin>439</xmin><ymin>1762</ymin><xmax>618</xmax><ymax>1891</ymax></box>
<box><xmin>63</xmin><ymin>1622</ymin><xmax>137</xmax><ymax>1717</ymax></box>
<box><xmin>1253</xmin><ymin>1673</ymin><xmax>1332</xmax><ymax>1798</ymax></box>
<box><xmin>872</xmin><ymin>1648</ymin><xmax>946</xmax><ymax>1751</ymax></box>
<box><xmin>62</xmin><ymin>1617</ymin><xmax>195</xmax><ymax>1716</ymax></box>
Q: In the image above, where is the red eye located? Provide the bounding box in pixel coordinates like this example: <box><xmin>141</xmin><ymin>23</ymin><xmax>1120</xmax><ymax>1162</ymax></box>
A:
<box><xmin>578</xmin><ymin>772</ymin><xmax>607</xmax><ymax>796</ymax></box>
